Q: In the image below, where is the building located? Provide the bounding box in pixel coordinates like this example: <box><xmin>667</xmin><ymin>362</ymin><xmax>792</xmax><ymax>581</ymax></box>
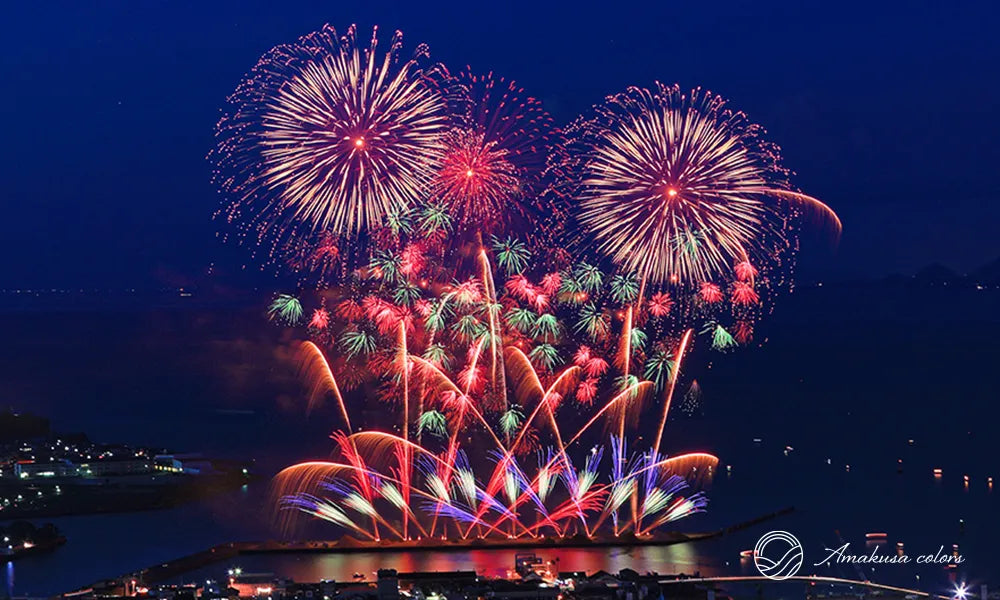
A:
<box><xmin>153</xmin><ymin>454</ymin><xmax>213</xmax><ymax>475</ymax></box>
<box><xmin>229</xmin><ymin>573</ymin><xmax>290</xmax><ymax>598</ymax></box>
<box><xmin>78</xmin><ymin>458</ymin><xmax>152</xmax><ymax>476</ymax></box>
<box><xmin>285</xmin><ymin>581</ymin><xmax>338</xmax><ymax>599</ymax></box>
<box><xmin>14</xmin><ymin>458</ymin><xmax>77</xmax><ymax>478</ymax></box>
<box><xmin>376</xmin><ymin>569</ymin><xmax>399</xmax><ymax>600</ymax></box>
<box><xmin>334</xmin><ymin>582</ymin><xmax>377</xmax><ymax>600</ymax></box>
<box><xmin>485</xmin><ymin>580</ymin><xmax>560</xmax><ymax>600</ymax></box>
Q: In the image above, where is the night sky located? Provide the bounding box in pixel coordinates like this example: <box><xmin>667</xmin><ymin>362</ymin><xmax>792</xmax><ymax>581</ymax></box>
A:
<box><xmin>2</xmin><ymin>0</ymin><xmax>997</xmax><ymax>288</ymax></box>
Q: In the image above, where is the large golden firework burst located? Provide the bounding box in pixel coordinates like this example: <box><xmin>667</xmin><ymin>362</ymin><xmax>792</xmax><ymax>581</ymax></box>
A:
<box><xmin>213</xmin><ymin>24</ymin><xmax>451</xmax><ymax>260</ymax></box>
<box><xmin>566</xmin><ymin>83</ymin><xmax>840</xmax><ymax>286</ymax></box>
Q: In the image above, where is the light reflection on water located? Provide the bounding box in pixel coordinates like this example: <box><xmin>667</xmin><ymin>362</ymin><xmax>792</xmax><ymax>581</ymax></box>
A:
<box><xmin>171</xmin><ymin>541</ymin><xmax>725</xmax><ymax>584</ymax></box>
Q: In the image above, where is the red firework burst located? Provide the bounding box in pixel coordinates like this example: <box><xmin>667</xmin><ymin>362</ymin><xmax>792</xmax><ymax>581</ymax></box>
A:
<box><xmin>429</xmin><ymin>71</ymin><xmax>557</xmax><ymax>233</ymax></box>
<box><xmin>309</xmin><ymin>308</ymin><xmax>331</xmax><ymax>330</ymax></box>
<box><xmin>576</xmin><ymin>378</ymin><xmax>599</xmax><ymax>405</ymax></box>
<box><xmin>734</xmin><ymin>260</ymin><xmax>758</xmax><ymax>282</ymax></box>
<box><xmin>733</xmin><ymin>320</ymin><xmax>754</xmax><ymax>344</ymax></box>
<box><xmin>647</xmin><ymin>292</ymin><xmax>674</xmax><ymax>317</ymax></box>
<box><xmin>699</xmin><ymin>282</ymin><xmax>723</xmax><ymax>304</ymax></box>
<box><xmin>731</xmin><ymin>281</ymin><xmax>760</xmax><ymax>306</ymax></box>
<box><xmin>432</xmin><ymin>130</ymin><xmax>519</xmax><ymax>225</ymax></box>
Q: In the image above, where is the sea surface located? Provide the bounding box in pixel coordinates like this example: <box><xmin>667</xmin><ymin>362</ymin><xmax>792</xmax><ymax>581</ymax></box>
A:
<box><xmin>0</xmin><ymin>282</ymin><xmax>996</xmax><ymax>596</ymax></box>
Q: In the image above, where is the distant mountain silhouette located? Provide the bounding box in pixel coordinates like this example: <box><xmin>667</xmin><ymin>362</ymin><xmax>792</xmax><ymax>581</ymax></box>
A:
<box><xmin>913</xmin><ymin>263</ymin><xmax>961</xmax><ymax>284</ymax></box>
<box><xmin>973</xmin><ymin>256</ymin><xmax>1000</xmax><ymax>284</ymax></box>
<box><xmin>873</xmin><ymin>256</ymin><xmax>1000</xmax><ymax>288</ymax></box>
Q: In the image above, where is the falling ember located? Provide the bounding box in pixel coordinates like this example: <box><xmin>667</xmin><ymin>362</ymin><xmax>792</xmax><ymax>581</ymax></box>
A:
<box><xmin>680</xmin><ymin>380</ymin><xmax>702</xmax><ymax>416</ymax></box>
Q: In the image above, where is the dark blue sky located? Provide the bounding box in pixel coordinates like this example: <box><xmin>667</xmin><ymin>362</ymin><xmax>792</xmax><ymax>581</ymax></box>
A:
<box><xmin>2</xmin><ymin>0</ymin><xmax>997</xmax><ymax>287</ymax></box>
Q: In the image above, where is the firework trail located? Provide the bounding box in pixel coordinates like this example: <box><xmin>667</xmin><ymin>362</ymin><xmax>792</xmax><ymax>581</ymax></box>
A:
<box><xmin>278</xmin><ymin>337</ymin><xmax>715</xmax><ymax>541</ymax></box>
<box><xmin>297</xmin><ymin>341</ymin><xmax>350</xmax><ymax>422</ymax></box>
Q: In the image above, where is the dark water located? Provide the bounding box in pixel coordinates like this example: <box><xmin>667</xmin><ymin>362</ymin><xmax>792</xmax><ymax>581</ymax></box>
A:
<box><xmin>0</xmin><ymin>283</ymin><xmax>997</xmax><ymax>595</ymax></box>
<box><xmin>169</xmin><ymin>541</ymin><xmax>729</xmax><ymax>583</ymax></box>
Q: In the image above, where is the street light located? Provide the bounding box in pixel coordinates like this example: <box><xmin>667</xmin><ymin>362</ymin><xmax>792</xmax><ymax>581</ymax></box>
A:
<box><xmin>954</xmin><ymin>583</ymin><xmax>969</xmax><ymax>600</ymax></box>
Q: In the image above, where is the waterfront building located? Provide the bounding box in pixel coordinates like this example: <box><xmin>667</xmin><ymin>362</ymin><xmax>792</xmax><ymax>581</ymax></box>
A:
<box><xmin>79</xmin><ymin>457</ymin><xmax>152</xmax><ymax>476</ymax></box>
<box><xmin>332</xmin><ymin>582</ymin><xmax>377</xmax><ymax>600</ymax></box>
<box><xmin>230</xmin><ymin>573</ymin><xmax>290</xmax><ymax>598</ymax></box>
<box><xmin>153</xmin><ymin>454</ymin><xmax>213</xmax><ymax>475</ymax></box>
<box><xmin>14</xmin><ymin>458</ymin><xmax>77</xmax><ymax>478</ymax></box>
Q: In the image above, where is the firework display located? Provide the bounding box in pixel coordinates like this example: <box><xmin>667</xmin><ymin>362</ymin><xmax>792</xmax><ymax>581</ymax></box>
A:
<box><xmin>277</xmin><ymin>337</ymin><xmax>716</xmax><ymax>541</ymax></box>
<box><xmin>430</xmin><ymin>71</ymin><xmax>558</xmax><ymax>237</ymax></box>
<box><xmin>213</xmin><ymin>25</ymin><xmax>451</xmax><ymax>274</ymax></box>
<box><xmin>562</xmin><ymin>84</ymin><xmax>840</xmax><ymax>288</ymax></box>
<box><xmin>214</xmin><ymin>23</ymin><xmax>840</xmax><ymax>541</ymax></box>
<box><xmin>269</xmin><ymin>240</ymin><xmax>720</xmax><ymax>541</ymax></box>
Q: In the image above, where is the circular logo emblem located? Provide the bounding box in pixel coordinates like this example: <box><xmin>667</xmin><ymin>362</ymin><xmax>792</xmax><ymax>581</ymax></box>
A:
<box><xmin>753</xmin><ymin>530</ymin><xmax>803</xmax><ymax>580</ymax></box>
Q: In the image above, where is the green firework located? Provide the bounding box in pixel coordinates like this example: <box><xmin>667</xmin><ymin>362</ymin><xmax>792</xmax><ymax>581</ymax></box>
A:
<box><xmin>419</xmin><ymin>202</ymin><xmax>453</xmax><ymax>234</ymax></box>
<box><xmin>340</xmin><ymin>329</ymin><xmax>378</xmax><ymax>357</ymax></box>
<box><xmin>532</xmin><ymin>313</ymin><xmax>561</xmax><ymax>342</ymax></box>
<box><xmin>574</xmin><ymin>302</ymin><xmax>610</xmax><ymax>340</ymax></box>
<box><xmin>417</xmin><ymin>410</ymin><xmax>448</xmax><ymax>439</ymax></box>
<box><xmin>268</xmin><ymin>294</ymin><xmax>303</xmax><ymax>325</ymax></box>
<box><xmin>491</xmin><ymin>235</ymin><xmax>531</xmax><ymax>275</ymax></box>
<box><xmin>500</xmin><ymin>405</ymin><xmax>525</xmax><ymax>436</ymax></box>
<box><xmin>643</xmin><ymin>349</ymin><xmax>675</xmax><ymax>389</ymax></box>
<box><xmin>610</xmin><ymin>272</ymin><xmax>640</xmax><ymax>304</ymax></box>
<box><xmin>529</xmin><ymin>343</ymin><xmax>560</xmax><ymax>371</ymax></box>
